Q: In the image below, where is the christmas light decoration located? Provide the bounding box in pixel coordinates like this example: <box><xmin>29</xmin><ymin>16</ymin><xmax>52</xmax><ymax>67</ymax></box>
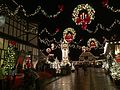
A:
<box><xmin>63</xmin><ymin>27</ymin><xmax>76</xmax><ymax>43</ymax></box>
<box><xmin>3</xmin><ymin>46</ymin><xmax>16</xmax><ymax>75</ymax></box>
<box><xmin>46</xmin><ymin>48</ymin><xmax>51</xmax><ymax>53</ymax></box>
<box><xmin>72</xmin><ymin>4</ymin><xmax>95</xmax><ymax>30</ymax></box>
<box><xmin>93</xmin><ymin>19</ymin><xmax>120</xmax><ymax>33</ymax></box>
<box><xmin>87</xmin><ymin>38</ymin><xmax>98</xmax><ymax>48</ymax></box>
<box><xmin>9</xmin><ymin>40</ymin><xmax>16</xmax><ymax>46</ymax></box>
<box><xmin>38</xmin><ymin>19</ymin><xmax>120</xmax><ymax>49</ymax></box>
<box><xmin>110</xmin><ymin>61</ymin><xmax>120</xmax><ymax>80</ymax></box>
<box><xmin>39</xmin><ymin>28</ymin><xmax>59</xmax><ymax>36</ymax></box>
<box><xmin>1</xmin><ymin>0</ymin><xmax>63</xmax><ymax>18</ymax></box>
<box><xmin>102</xmin><ymin>0</ymin><xmax>120</xmax><ymax>12</ymax></box>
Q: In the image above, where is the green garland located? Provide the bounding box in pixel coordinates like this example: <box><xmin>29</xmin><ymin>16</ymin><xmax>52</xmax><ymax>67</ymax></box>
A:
<box><xmin>63</xmin><ymin>27</ymin><xmax>76</xmax><ymax>39</ymax></box>
<box><xmin>72</xmin><ymin>4</ymin><xmax>95</xmax><ymax>25</ymax></box>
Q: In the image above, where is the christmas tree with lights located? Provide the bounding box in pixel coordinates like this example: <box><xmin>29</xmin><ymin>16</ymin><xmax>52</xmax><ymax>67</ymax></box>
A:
<box><xmin>3</xmin><ymin>45</ymin><xmax>16</xmax><ymax>75</ymax></box>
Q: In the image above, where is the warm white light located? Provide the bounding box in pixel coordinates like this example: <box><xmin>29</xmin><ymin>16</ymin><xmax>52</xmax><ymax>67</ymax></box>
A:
<box><xmin>110</xmin><ymin>42</ymin><xmax>113</xmax><ymax>44</ymax></box>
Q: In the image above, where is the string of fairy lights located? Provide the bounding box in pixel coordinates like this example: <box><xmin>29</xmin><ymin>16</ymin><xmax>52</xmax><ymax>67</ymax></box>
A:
<box><xmin>39</xmin><ymin>37</ymin><xmax>83</xmax><ymax>49</ymax></box>
<box><xmin>102</xmin><ymin>0</ymin><xmax>120</xmax><ymax>13</ymax></box>
<box><xmin>38</xmin><ymin>19</ymin><xmax>120</xmax><ymax>47</ymax></box>
<box><xmin>38</xmin><ymin>28</ymin><xmax>58</xmax><ymax>36</ymax></box>
<box><xmin>9</xmin><ymin>0</ymin><xmax>63</xmax><ymax>18</ymax></box>
<box><xmin>106</xmin><ymin>5</ymin><xmax>120</xmax><ymax>13</ymax></box>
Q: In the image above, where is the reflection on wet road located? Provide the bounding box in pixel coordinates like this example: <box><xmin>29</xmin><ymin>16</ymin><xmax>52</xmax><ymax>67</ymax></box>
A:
<box><xmin>42</xmin><ymin>68</ymin><xmax>120</xmax><ymax>90</ymax></box>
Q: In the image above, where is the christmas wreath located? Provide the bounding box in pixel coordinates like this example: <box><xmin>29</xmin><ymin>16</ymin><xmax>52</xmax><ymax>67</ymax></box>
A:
<box><xmin>87</xmin><ymin>38</ymin><xmax>98</xmax><ymax>48</ymax></box>
<box><xmin>63</xmin><ymin>28</ymin><xmax>76</xmax><ymax>43</ymax></box>
<box><xmin>72</xmin><ymin>4</ymin><xmax>95</xmax><ymax>30</ymax></box>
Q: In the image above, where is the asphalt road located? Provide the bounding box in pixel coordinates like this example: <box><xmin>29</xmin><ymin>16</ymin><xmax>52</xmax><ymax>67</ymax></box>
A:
<box><xmin>42</xmin><ymin>68</ymin><xmax>120</xmax><ymax>90</ymax></box>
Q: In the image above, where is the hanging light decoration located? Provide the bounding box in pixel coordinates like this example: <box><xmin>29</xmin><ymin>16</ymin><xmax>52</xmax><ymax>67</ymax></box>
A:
<box><xmin>72</xmin><ymin>4</ymin><xmax>95</xmax><ymax>30</ymax></box>
<box><xmin>102</xmin><ymin>0</ymin><xmax>120</xmax><ymax>12</ymax></box>
<box><xmin>87</xmin><ymin>38</ymin><xmax>98</xmax><ymax>48</ymax></box>
<box><xmin>1</xmin><ymin>0</ymin><xmax>64</xmax><ymax>18</ymax></box>
<box><xmin>63</xmin><ymin>27</ymin><xmax>76</xmax><ymax>43</ymax></box>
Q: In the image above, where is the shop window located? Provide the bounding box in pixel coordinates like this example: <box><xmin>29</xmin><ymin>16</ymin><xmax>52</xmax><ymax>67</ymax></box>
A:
<box><xmin>33</xmin><ymin>48</ymin><xmax>35</xmax><ymax>55</ymax></box>
<box><xmin>21</xmin><ymin>31</ymin><xmax>24</xmax><ymax>40</ymax></box>
<box><xmin>4</xmin><ymin>24</ymin><xmax>8</xmax><ymax>34</ymax></box>
<box><xmin>5</xmin><ymin>17</ymin><xmax>9</xmax><ymax>23</ymax></box>
<box><xmin>17</xmin><ymin>43</ymin><xmax>20</xmax><ymax>50</ymax></box>
<box><xmin>13</xmin><ymin>28</ymin><xmax>17</xmax><ymax>37</ymax></box>
<box><xmin>20</xmin><ymin>44</ymin><xmax>23</xmax><ymax>51</ymax></box>
<box><xmin>115</xmin><ymin>45</ymin><xmax>120</xmax><ymax>55</ymax></box>
<box><xmin>1</xmin><ymin>50</ymin><xmax>4</xmax><ymax>58</ymax></box>
<box><xmin>17</xmin><ymin>30</ymin><xmax>20</xmax><ymax>37</ymax></box>
<box><xmin>36</xmin><ymin>49</ymin><xmax>38</xmax><ymax>55</ymax></box>
<box><xmin>26</xmin><ymin>46</ymin><xmax>32</xmax><ymax>51</ymax></box>
<box><xmin>14</xmin><ymin>21</ymin><xmax>17</xmax><ymax>28</ymax></box>
<box><xmin>0</xmin><ymin>59</ymin><xmax>4</xmax><ymax>66</ymax></box>
<box><xmin>23</xmin><ymin>45</ymin><xmax>26</xmax><ymax>51</ymax></box>
<box><xmin>4</xmin><ymin>39</ymin><xmax>8</xmax><ymax>49</ymax></box>
<box><xmin>10</xmin><ymin>19</ymin><xmax>13</xmax><ymax>25</ymax></box>
<box><xmin>23</xmin><ymin>34</ymin><xmax>27</xmax><ymax>41</ymax></box>
<box><xmin>0</xmin><ymin>38</ymin><xmax>3</xmax><ymax>49</ymax></box>
<box><xmin>0</xmin><ymin>27</ymin><xmax>3</xmax><ymax>32</ymax></box>
<box><xmin>9</xmin><ymin>26</ymin><xmax>13</xmax><ymax>36</ymax></box>
<box><xmin>0</xmin><ymin>49</ymin><xmax>2</xmax><ymax>58</ymax></box>
<box><xmin>18</xmin><ymin>23</ymin><xmax>20</xmax><ymax>29</ymax></box>
<box><xmin>21</xmin><ymin>25</ymin><xmax>24</xmax><ymax>31</ymax></box>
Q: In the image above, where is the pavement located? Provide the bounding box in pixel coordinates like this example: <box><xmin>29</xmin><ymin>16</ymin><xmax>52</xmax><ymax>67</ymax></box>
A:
<box><xmin>42</xmin><ymin>68</ymin><xmax>120</xmax><ymax>90</ymax></box>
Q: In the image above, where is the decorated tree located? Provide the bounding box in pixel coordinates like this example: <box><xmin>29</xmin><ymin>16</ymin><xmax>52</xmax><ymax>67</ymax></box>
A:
<box><xmin>110</xmin><ymin>62</ymin><xmax>120</xmax><ymax>80</ymax></box>
<box><xmin>3</xmin><ymin>43</ymin><xmax>16</xmax><ymax>75</ymax></box>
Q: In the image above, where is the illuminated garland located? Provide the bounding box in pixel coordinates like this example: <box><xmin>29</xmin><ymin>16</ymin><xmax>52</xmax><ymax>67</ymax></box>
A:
<box><xmin>39</xmin><ymin>28</ymin><xmax>58</xmax><ymax>36</ymax></box>
<box><xmin>106</xmin><ymin>5</ymin><xmax>120</xmax><ymax>13</ymax></box>
<box><xmin>39</xmin><ymin>37</ymin><xmax>82</xmax><ymax>49</ymax></box>
<box><xmin>102</xmin><ymin>0</ymin><xmax>120</xmax><ymax>12</ymax></box>
<box><xmin>94</xmin><ymin>19</ymin><xmax>120</xmax><ymax>33</ymax></box>
<box><xmin>39</xmin><ymin>19</ymin><xmax>120</xmax><ymax>48</ymax></box>
<box><xmin>72</xmin><ymin>4</ymin><xmax>95</xmax><ymax>30</ymax></box>
<box><xmin>86</xmin><ymin>19</ymin><xmax>120</xmax><ymax>33</ymax></box>
<box><xmin>1</xmin><ymin>0</ymin><xmax>63</xmax><ymax>18</ymax></box>
<box><xmin>63</xmin><ymin>28</ymin><xmax>76</xmax><ymax>35</ymax></box>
